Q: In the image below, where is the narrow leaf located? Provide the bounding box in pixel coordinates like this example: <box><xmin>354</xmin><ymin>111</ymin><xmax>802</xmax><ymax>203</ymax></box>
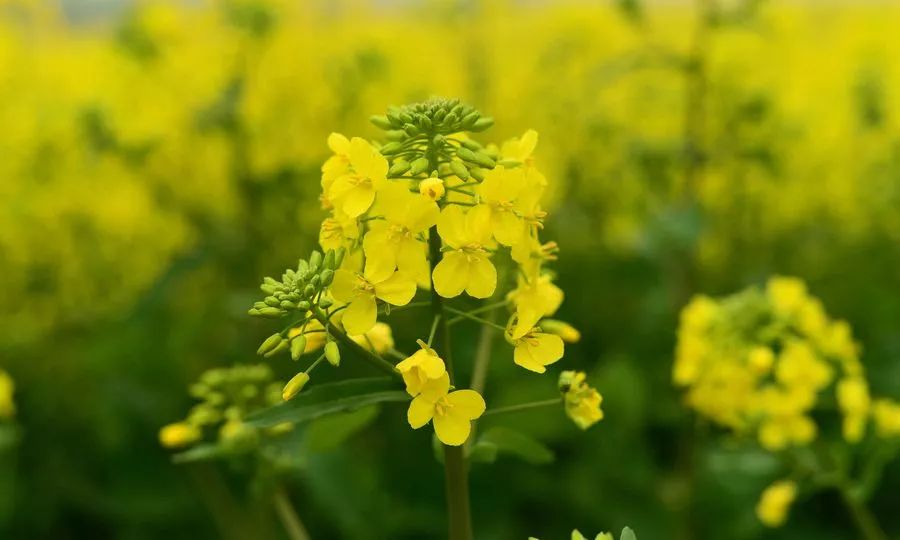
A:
<box><xmin>479</xmin><ymin>426</ymin><xmax>554</xmax><ymax>465</ymax></box>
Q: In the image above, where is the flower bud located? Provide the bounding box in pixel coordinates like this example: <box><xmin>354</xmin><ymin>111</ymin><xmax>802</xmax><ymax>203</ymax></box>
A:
<box><xmin>264</xmin><ymin>339</ymin><xmax>290</xmax><ymax>358</ymax></box>
<box><xmin>291</xmin><ymin>335</ymin><xmax>307</xmax><ymax>361</ymax></box>
<box><xmin>257</xmin><ymin>333</ymin><xmax>283</xmax><ymax>355</ymax></box>
<box><xmin>471</xmin><ymin>117</ymin><xmax>494</xmax><ymax>132</ymax></box>
<box><xmin>461</xmin><ymin>111</ymin><xmax>480</xmax><ymax>129</ymax></box>
<box><xmin>540</xmin><ymin>320</ymin><xmax>581</xmax><ymax>343</ymax></box>
<box><xmin>159</xmin><ymin>422</ymin><xmax>201</xmax><ymax>449</ymax></box>
<box><xmin>280</xmin><ymin>300</ymin><xmax>296</xmax><ymax>310</ymax></box>
<box><xmin>308</xmin><ymin>250</ymin><xmax>322</xmax><ymax>272</ymax></box>
<box><xmin>369</xmin><ymin>115</ymin><xmax>392</xmax><ymax>130</ymax></box>
<box><xmin>264</xmin><ymin>296</ymin><xmax>281</xmax><ymax>307</ymax></box>
<box><xmin>389</xmin><ymin>160</ymin><xmax>411</xmax><ymax>176</ymax></box>
<box><xmin>325</xmin><ymin>341</ymin><xmax>341</xmax><ymax>367</ymax></box>
<box><xmin>260</xmin><ymin>283</ymin><xmax>276</xmax><ymax>295</ymax></box>
<box><xmin>419</xmin><ymin>177</ymin><xmax>445</xmax><ymax>201</ymax></box>
<box><xmin>409</xmin><ymin>157</ymin><xmax>430</xmax><ymax>176</ymax></box>
<box><xmin>282</xmin><ymin>372</ymin><xmax>310</xmax><ymax>401</ymax></box>
<box><xmin>449</xmin><ymin>160</ymin><xmax>470</xmax><ymax>180</ymax></box>
<box><xmin>320</xmin><ymin>269</ymin><xmax>334</xmax><ymax>286</ymax></box>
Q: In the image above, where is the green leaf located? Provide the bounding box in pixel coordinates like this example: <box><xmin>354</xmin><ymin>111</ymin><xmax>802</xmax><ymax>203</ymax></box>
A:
<box><xmin>478</xmin><ymin>426</ymin><xmax>554</xmax><ymax>465</ymax></box>
<box><xmin>245</xmin><ymin>377</ymin><xmax>408</xmax><ymax>428</ymax></box>
<box><xmin>620</xmin><ymin>526</ymin><xmax>637</xmax><ymax>540</ymax></box>
<box><xmin>305</xmin><ymin>405</ymin><xmax>379</xmax><ymax>453</ymax></box>
<box><xmin>467</xmin><ymin>440</ymin><xmax>499</xmax><ymax>464</ymax></box>
<box><xmin>171</xmin><ymin>443</ymin><xmax>225</xmax><ymax>464</ymax></box>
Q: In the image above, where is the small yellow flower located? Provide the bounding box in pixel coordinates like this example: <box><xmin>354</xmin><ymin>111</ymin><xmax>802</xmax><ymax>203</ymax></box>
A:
<box><xmin>747</xmin><ymin>346</ymin><xmax>775</xmax><ymax>375</ymax></box>
<box><xmin>509</xmin><ymin>323</ymin><xmax>564</xmax><ymax>373</ymax></box>
<box><xmin>396</xmin><ymin>340</ymin><xmax>447</xmax><ymax>396</ymax></box>
<box><xmin>350</xmin><ymin>322</ymin><xmax>395</xmax><ymax>355</ymax></box>
<box><xmin>319</xmin><ymin>208</ymin><xmax>359</xmax><ymax>251</ymax></box>
<box><xmin>363</xmin><ymin>183</ymin><xmax>438</xmax><ymax>282</ymax></box>
<box><xmin>407</xmin><ymin>373</ymin><xmax>485</xmax><ymax>446</ymax></box>
<box><xmin>872</xmin><ymin>399</ymin><xmax>900</xmax><ymax>437</ymax></box>
<box><xmin>775</xmin><ymin>340</ymin><xmax>833</xmax><ymax>392</ymax></box>
<box><xmin>0</xmin><ymin>370</ymin><xmax>15</xmax><ymax>419</ymax></box>
<box><xmin>476</xmin><ymin>166</ymin><xmax>527</xmax><ymax>246</ymax></box>
<box><xmin>330</xmin><ymin>267</ymin><xmax>417</xmax><ymax>335</ymax></box>
<box><xmin>756</xmin><ymin>480</ymin><xmax>797</xmax><ymax>527</ymax></box>
<box><xmin>328</xmin><ymin>137</ymin><xmax>388</xmax><ymax>218</ymax></box>
<box><xmin>837</xmin><ymin>377</ymin><xmax>870</xmax><ymax>442</ymax></box>
<box><xmin>432</xmin><ymin>205</ymin><xmax>497</xmax><ymax>299</ymax></box>
<box><xmin>767</xmin><ymin>276</ymin><xmax>808</xmax><ymax>317</ymax></box>
<box><xmin>560</xmin><ymin>371</ymin><xmax>604</xmax><ymax>429</ymax></box>
<box><xmin>159</xmin><ymin>422</ymin><xmax>201</xmax><ymax>449</ymax></box>
<box><xmin>507</xmin><ymin>270</ymin><xmax>564</xmax><ymax>335</ymax></box>
<box><xmin>419</xmin><ymin>177</ymin><xmax>445</xmax><ymax>201</ymax></box>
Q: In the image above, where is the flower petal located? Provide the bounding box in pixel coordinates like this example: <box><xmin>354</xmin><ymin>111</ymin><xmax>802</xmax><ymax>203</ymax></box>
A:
<box><xmin>433</xmin><ymin>251</ymin><xmax>469</xmax><ymax>298</ymax></box>
<box><xmin>434</xmin><ymin>414</ymin><xmax>472</xmax><ymax>446</ymax></box>
<box><xmin>374</xmin><ymin>271</ymin><xmax>417</xmax><ymax>306</ymax></box>
<box><xmin>465</xmin><ymin>255</ymin><xmax>497</xmax><ymax>299</ymax></box>
<box><xmin>329</xmin><ymin>269</ymin><xmax>358</xmax><ymax>303</ymax></box>
<box><xmin>408</xmin><ymin>396</ymin><xmax>435</xmax><ymax>429</ymax></box>
<box><xmin>447</xmin><ymin>390</ymin><xmax>486</xmax><ymax>420</ymax></box>
<box><xmin>342</xmin><ymin>296</ymin><xmax>377</xmax><ymax>335</ymax></box>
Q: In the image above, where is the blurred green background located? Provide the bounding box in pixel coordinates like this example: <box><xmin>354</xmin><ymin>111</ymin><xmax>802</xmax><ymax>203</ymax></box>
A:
<box><xmin>1</xmin><ymin>0</ymin><xmax>899</xmax><ymax>538</ymax></box>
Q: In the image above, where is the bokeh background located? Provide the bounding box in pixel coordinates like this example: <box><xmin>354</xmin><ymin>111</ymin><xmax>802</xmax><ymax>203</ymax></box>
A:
<box><xmin>2</xmin><ymin>0</ymin><xmax>900</xmax><ymax>538</ymax></box>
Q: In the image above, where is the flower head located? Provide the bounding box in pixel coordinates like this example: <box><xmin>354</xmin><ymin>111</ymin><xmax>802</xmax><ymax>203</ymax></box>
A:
<box><xmin>432</xmin><ymin>205</ymin><xmax>497</xmax><ymax>299</ymax></box>
<box><xmin>159</xmin><ymin>422</ymin><xmax>201</xmax><ymax>449</ymax></box>
<box><xmin>756</xmin><ymin>480</ymin><xmax>797</xmax><ymax>527</ymax></box>
<box><xmin>559</xmin><ymin>371</ymin><xmax>604</xmax><ymax>429</ymax></box>
<box><xmin>407</xmin><ymin>373</ymin><xmax>485</xmax><ymax>446</ymax></box>
<box><xmin>508</xmin><ymin>322</ymin><xmax>564</xmax><ymax>373</ymax></box>
<box><xmin>330</xmin><ymin>267</ymin><xmax>417</xmax><ymax>335</ymax></box>
<box><xmin>396</xmin><ymin>340</ymin><xmax>447</xmax><ymax>396</ymax></box>
<box><xmin>328</xmin><ymin>137</ymin><xmax>388</xmax><ymax>218</ymax></box>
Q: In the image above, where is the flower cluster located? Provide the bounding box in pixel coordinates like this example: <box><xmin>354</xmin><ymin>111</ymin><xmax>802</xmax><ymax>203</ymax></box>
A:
<box><xmin>674</xmin><ymin>276</ymin><xmax>874</xmax><ymax>451</ymax></box>
<box><xmin>248</xmin><ymin>99</ymin><xmax>593</xmax><ymax>447</ymax></box>
<box><xmin>559</xmin><ymin>371</ymin><xmax>604</xmax><ymax>430</ymax></box>
<box><xmin>159</xmin><ymin>364</ymin><xmax>287</xmax><ymax>452</ymax></box>
<box><xmin>0</xmin><ymin>369</ymin><xmax>14</xmax><ymax>420</ymax></box>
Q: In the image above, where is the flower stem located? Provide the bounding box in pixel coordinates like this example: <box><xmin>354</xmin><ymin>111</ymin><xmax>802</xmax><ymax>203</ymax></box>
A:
<box><xmin>313</xmin><ymin>309</ymin><xmax>400</xmax><ymax>379</ymax></box>
<box><xmin>483</xmin><ymin>398</ymin><xmax>562</xmax><ymax>417</ymax></box>
<box><xmin>428</xmin><ymin>224</ymin><xmax>474</xmax><ymax>540</ymax></box>
<box><xmin>273</xmin><ymin>486</ymin><xmax>311</xmax><ymax>540</ymax></box>
<box><xmin>444</xmin><ymin>306</ymin><xmax>507</xmax><ymax>331</ymax></box>
<box><xmin>839</xmin><ymin>486</ymin><xmax>887</xmax><ymax>540</ymax></box>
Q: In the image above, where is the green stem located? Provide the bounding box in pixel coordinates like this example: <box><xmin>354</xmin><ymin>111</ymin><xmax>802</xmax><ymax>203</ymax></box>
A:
<box><xmin>428</xmin><ymin>223</ymin><xmax>474</xmax><ymax>540</ymax></box>
<box><xmin>444</xmin><ymin>307</ymin><xmax>507</xmax><ymax>331</ymax></box>
<box><xmin>448</xmin><ymin>300</ymin><xmax>510</xmax><ymax>325</ymax></box>
<box><xmin>273</xmin><ymin>487</ymin><xmax>311</xmax><ymax>540</ymax></box>
<box><xmin>483</xmin><ymin>398</ymin><xmax>562</xmax><ymax>417</ymax></box>
<box><xmin>313</xmin><ymin>309</ymin><xmax>400</xmax><ymax>379</ymax></box>
<box><xmin>839</xmin><ymin>487</ymin><xmax>887</xmax><ymax>540</ymax></box>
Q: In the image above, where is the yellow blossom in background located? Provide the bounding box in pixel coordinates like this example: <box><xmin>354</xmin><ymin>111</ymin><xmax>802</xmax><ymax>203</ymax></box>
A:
<box><xmin>756</xmin><ymin>480</ymin><xmax>797</xmax><ymax>527</ymax></box>
<box><xmin>0</xmin><ymin>370</ymin><xmax>15</xmax><ymax>419</ymax></box>
<box><xmin>158</xmin><ymin>422</ymin><xmax>201</xmax><ymax>449</ymax></box>
<box><xmin>350</xmin><ymin>322</ymin><xmax>395</xmax><ymax>355</ymax></box>
<box><xmin>872</xmin><ymin>399</ymin><xmax>900</xmax><ymax>438</ymax></box>
<box><xmin>407</xmin><ymin>373</ymin><xmax>485</xmax><ymax>446</ymax></box>
<box><xmin>559</xmin><ymin>371</ymin><xmax>604</xmax><ymax>430</ymax></box>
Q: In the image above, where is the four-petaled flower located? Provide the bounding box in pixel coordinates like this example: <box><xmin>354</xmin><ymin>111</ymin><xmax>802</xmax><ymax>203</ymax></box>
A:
<box><xmin>407</xmin><ymin>373</ymin><xmax>485</xmax><ymax>446</ymax></box>
<box><xmin>330</xmin><ymin>267</ymin><xmax>416</xmax><ymax>335</ymax></box>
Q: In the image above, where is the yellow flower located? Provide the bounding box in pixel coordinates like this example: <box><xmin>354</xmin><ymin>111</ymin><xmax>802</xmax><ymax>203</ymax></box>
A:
<box><xmin>159</xmin><ymin>422</ymin><xmax>201</xmax><ymax>449</ymax></box>
<box><xmin>328</xmin><ymin>137</ymin><xmax>388</xmax><ymax>218</ymax></box>
<box><xmin>509</xmin><ymin>324</ymin><xmax>565</xmax><ymax>373</ymax></box>
<box><xmin>837</xmin><ymin>377</ymin><xmax>870</xmax><ymax>442</ymax></box>
<box><xmin>396</xmin><ymin>341</ymin><xmax>447</xmax><ymax>396</ymax></box>
<box><xmin>747</xmin><ymin>346</ymin><xmax>775</xmax><ymax>375</ymax></box>
<box><xmin>767</xmin><ymin>276</ymin><xmax>808</xmax><ymax>317</ymax></box>
<box><xmin>407</xmin><ymin>373</ymin><xmax>485</xmax><ymax>446</ymax></box>
<box><xmin>363</xmin><ymin>183</ymin><xmax>438</xmax><ymax>282</ymax></box>
<box><xmin>501</xmin><ymin>129</ymin><xmax>539</xmax><ymax>164</ymax></box>
<box><xmin>475</xmin><ymin>166</ymin><xmax>527</xmax><ymax>246</ymax></box>
<box><xmin>330</xmin><ymin>267</ymin><xmax>416</xmax><ymax>335</ymax></box>
<box><xmin>0</xmin><ymin>370</ymin><xmax>14</xmax><ymax>419</ymax></box>
<box><xmin>419</xmin><ymin>177</ymin><xmax>445</xmax><ymax>201</ymax></box>
<box><xmin>350</xmin><ymin>322</ymin><xmax>395</xmax><ymax>355</ymax></box>
<box><xmin>775</xmin><ymin>340</ymin><xmax>833</xmax><ymax>393</ymax></box>
<box><xmin>560</xmin><ymin>371</ymin><xmax>604</xmax><ymax>429</ymax></box>
<box><xmin>872</xmin><ymin>399</ymin><xmax>900</xmax><ymax>438</ymax></box>
<box><xmin>758</xmin><ymin>414</ymin><xmax>816</xmax><ymax>451</ymax></box>
<box><xmin>319</xmin><ymin>208</ymin><xmax>358</xmax><ymax>251</ymax></box>
<box><xmin>756</xmin><ymin>480</ymin><xmax>797</xmax><ymax>527</ymax></box>
<box><xmin>321</xmin><ymin>133</ymin><xmax>352</xmax><ymax>193</ymax></box>
<box><xmin>432</xmin><ymin>205</ymin><xmax>497</xmax><ymax>299</ymax></box>
<box><xmin>507</xmin><ymin>270</ymin><xmax>564</xmax><ymax>336</ymax></box>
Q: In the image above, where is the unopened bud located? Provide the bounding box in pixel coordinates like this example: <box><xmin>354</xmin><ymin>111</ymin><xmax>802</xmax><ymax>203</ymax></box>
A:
<box><xmin>409</xmin><ymin>157</ymin><xmax>430</xmax><ymax>176</ymax></box>
<box><xmin>449</xmin><ymin>161</ymin><xmax>470</xmax><ymax>180</ymax></box>
<box><xmin>419</xmin><ymin>177</ymin><xmax>445</xmax><ymax>201</ymax></box>
<box><xmin>258</xmin><ymin>307</ymin><xmax>285</xmax><ymax>318</ymax></box>
<box><xmin>282</xmin><ymin>372</ymin><xmax>310</xmax><ymax>401</ymax></box>
<box><xmin>291</xmin><ymin>335</ymin><xmax>307</xmax><ymax>361</ymax></box>
<box><xmin>325</xmin><ymin>341</ymin><xmax>341</xmax><ymax>367</ymax></box>
<box><xmin>257</xmin><ymin>333</ymin><xmax>283</xmax><ymax>355</ymax></box>
<box><xmin>264</xmin><ymin>339</ymin><xmax>290</xmax><ymax>358</ymax></box>
<box><xmin>540</xmin><ymin>319</ymin><xmax>581</xmax><ymax>343</ymax></box>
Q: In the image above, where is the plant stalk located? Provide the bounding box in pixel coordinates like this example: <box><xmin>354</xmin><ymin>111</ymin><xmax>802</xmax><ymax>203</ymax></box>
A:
<box><xmin>839</xmin><ymin>487</ymin><xmax>887</xmax><ymax>540</ymax></box>
<box><xmin>273</xmin><ymin>487</ymin><xmax>312</xmax><ymax>540</ymax></box>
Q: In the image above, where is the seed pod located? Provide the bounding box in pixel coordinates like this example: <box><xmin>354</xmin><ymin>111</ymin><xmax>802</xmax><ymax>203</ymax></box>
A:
<box><xmin>320</xmin><ymin>269</ymin><xmax>334</xmax><ymax>286</ymax></box>
<box><xmin>369</xmin><ymin>115</ymin><xmax>392</xmax><ymax>129</ymax></box>
<box><xmin>325</xmin><ymin>342</ymin><xmax>341</xmax><ymax>367</ymax></box>
<box><xmin>471</xmin><ymin>117</ymin><xmax>494</xmax><ymax>132</ymax></box>
<box><xmin>264</xmin><ymin>339</ymin><xmax>290</xmax><ymax>358</ymax></box>
<box><xmin>407</xmin><ymin>157</ymin><xmax>429</xmax><ymax>176</ymax></box>
<box><xmin>290</xmin><ymin>335</ymin><xmax>307</xmax><ymax>361</ymax></box>
<box><xmin>257</xmin><ymin>333</ymin><xmax>283</xmax><ymax>355</ymax></box>
<box><xmin>258</xmin><ymin>307</ymin><xmax>285</xmax><ymax>318</ymax></box>
<box><xmin>264</xmin><ymin>296</ymin><xmax>281</xmax><ymax>307</ymax></box>
<box><xmin>282</xmin><ymin>372</ymin><xmax>310</xmax><ymax>401</ymax></box>
<box><xmin>450</xmin><ymin>161</ymin><xmax>470</xmax><ymax>180</ymax></box>
<box><xmin>389</xmin><ymin>160</ymin><xmax>411</xmax><ymax>176</ymax></box>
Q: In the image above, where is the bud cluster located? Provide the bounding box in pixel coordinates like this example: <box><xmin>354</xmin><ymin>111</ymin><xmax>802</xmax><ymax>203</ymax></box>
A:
<box><xmin>248</xmin><ymin>248</ymin><xmax>344</xmax><ymax>319</ymax></box>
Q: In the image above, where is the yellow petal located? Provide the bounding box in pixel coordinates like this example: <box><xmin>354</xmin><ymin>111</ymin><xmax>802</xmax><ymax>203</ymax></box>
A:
<box><xmin>437</xmin><ymin>205</ymin><xmax>468</xmax><ymax>248</ymax></box>
<box><xmin>348</xmin><ymin>137</ymin><xmax>388</xmax><ymax>180</ymax></box>
<box><xmin>447</xmin><ymin>390</ymin><xmax>486</xmax><ymax>420</ymax></box>
<box><xmin>408</xmin><ymin>396</ymin><xmax>435</xmax><ymax>429</ymax></box>
<box><xmin>327</xmin><ymin>132</ymin><xmax>351</xmax><ymax>155</ymax></box>
<box><xmin>403</xmin><ymin>196</ymin><xmax>440</xmax><ymax>233</ymax></box>
<box><xmin>374</xmin><ymin>271</ymin><xmax>417</xmax><ymax>306</ymax></box>
<box><xmin>341</xmin><ymin>184</ymin><xmax>376</xmax><ymax>218</ymax></box>
<box><xmin>492</xmin><ymin>210</ymin><xmax>524</xmax><ymax>246</ymax></box>
<box><xmin>329</xmin><ymin>269</ymin><xmax>358</xmax><ymax>303</ymax></box>
<box><xmin>514</xmin><ymin>333</ymin><xmax>564</xmax><ymax>373</ymax></box>
<box><xmin>362</xmin><ymin>227</ymin><xmax>397</xmax><ymax>283</ymax></box>
<box><xmin>342</xmin><ymin>296</ymin><xmax>377</xmax><ymax>335</ymax></box>
<box><xmin>420</xmin><ymin>372</ymin><xmax>450</xmax><ymax>402</ymax></box>
<box><xmin>433</xmin><ymin>251</ymin><xmax>469</xmax><ymax>298</ymax></box>
<box><xmin>465</xmin><ymin>255</ymin><xmax>497</xmax><ymax>299</ymax></box>
<box><xmin>396</xmin><ymin>237</ymin><xmax>429</xmax><ymax>279</ymax></box>
<box><xmin>434</xmin><ymin>414</ymin><xmax>472</xmax><ymax>446</ymax></box>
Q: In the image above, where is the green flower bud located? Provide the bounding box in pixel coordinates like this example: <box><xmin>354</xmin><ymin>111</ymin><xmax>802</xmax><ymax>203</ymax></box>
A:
<box><xmin>461</xmin><ymin>111</ymin><xmax>480</xmax><ymax>128</ymax></box>
<box><xmin>263</xmin><ymin>276</ymin><xmax>278</xmax><ymax>286</ymax></box>
<box><xmin>320</xmin><ymin>269</ymin><xmax>334</xmax><ymax>286</ymax></box>
<box><xmin>310</xmin><ymin>274</ymin><xmax>321</xmax><ymax>287</ymax></box>
<box><xmin>471</xmin><ymin>117</ymin><xmax>494</xmax><ymax>132</ymax></box>
<box><xmin>280</xmin><ymin>300</ymin><xmax>296</xmax><ymax>310</ymax></box>
<box><xmin>443</xmin><ymin>112</ymin><xmax>458</xmax><ymax>126</ymax></box>
<box><xmin>404</xmin><ymin>123</ymin><xmax>419</xmax><ymax>136</ymax></box>
<box><xmin>308</xmin><ymin>250</ymin><xmax>322</xmax><ymax>271</ymax></box>
<box><xmin>264</xmin><ymin>339</ymin><xmax>290</xmax><ymax>358</ymax></box>
<box><xmin>419</xmin><ymin>115</ymin><xmax>432</xmax><ymax>130</ymax></box>
<box><xmin>264</xmin><ymin>296</ymin><xmax>281</xmax><ymax>307</ymax></box>
<box><xmin>291</xmin><ymin>335</ymin><xmax>307</xmax><ymax>361</ymax></box>
<box><xmin>334</xmin><ymin>247</ymin><xmax>346</xmax><ymax>268</ymax></box>
<box><xmin>369</xmin><ymin>115</ymin><xmax>392</xmax><ymax>129</ymax></box>
<box><xmin>389</xmin><ymin>160</ymin><xmax>411</xmax><ymax>176</ymax></box>
<box><xmin>409</xmin><ymin>157</ymin><xmax>430</xmax><ymax>175</ymax></box>
<box><xmin>258</xmin><ymin>307</ymin><xmax>285</xmax><ymax>318</ymax></box>
<box><xmin>457</xmin><ymin>147</ymin><xmax>478</xmax><ymax>163</ymax></box>
<box><xmin>297</xmin><ymin>300</ymin><xmax>311</xmax><ymax>311</ymax></box>
<box><xmin>460</xmin><ymin>138</ymin><xmax>481</xmax><ymax>151</ymax></box>
<box><xmin>303</xmin><ymin>284</ymin><xmax>316</xmax><ymax>297</ymax></box>
<box><xmin>260</xmin><ymin>283</ymin><xmax>276</xmax><ymax>295</ymax></box>
<box><xmin>319</xmin><ymin>297</ymin><xmax>333</xmax><ymax>309</ymax></box>
<box><xmin>325</xmin><ymin>341</ymin><xmax>341</xmax><ymax>367</ymax></box>
<box><xmin>323</xmin><ymin>250</ymin><xmax>335</xmax><ymax>270</ymax></box>
<box><xmin>282</xmin><ymin>372</ymin><xmax>310</xmax><ymax>401</ymax></box>
<box><xmin>257</xmin><ymin>333</ymin><xmax>283</xmax><ymax>355</ymax></box>
<box><xmin>450</xmin><ymin>160</ymin><xmax>470</xmax><ymax>179</ymax></box>
<box><xmin>384</xmin><ymin>131</ymin><xmax>405</xmax><ymax>143</ymax></box>
<box><xmin>248</xmin><ymin>308</ymin><xmax>260</xmax><ymax>316</ymax></box>
<box><xmin>469</xmin><ymin>167</ymin><xmax>485</xmax><ymax>181</ymax></box>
